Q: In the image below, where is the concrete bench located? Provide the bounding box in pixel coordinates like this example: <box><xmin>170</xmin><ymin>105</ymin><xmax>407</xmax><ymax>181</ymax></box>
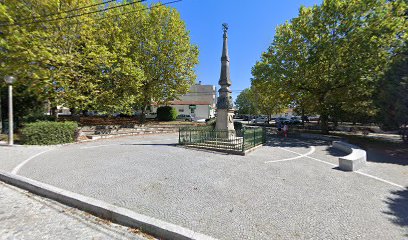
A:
<box><xmin>332</xmin><ymin>141</ymin><xmax>366</xmax><ymax>171</ymax></box>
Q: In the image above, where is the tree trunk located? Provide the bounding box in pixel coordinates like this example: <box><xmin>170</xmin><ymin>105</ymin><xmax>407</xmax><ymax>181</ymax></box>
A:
<box><xmin>333</xmin><ymin>118</ymin><xmax>338</xmax><ymax>128</ymax></box>
<box><xmin>50</xmin><ymin>106</ymin><xmax>58</xmax><ymax>120</ymax></box>
<box><xmin>140</xmin><ymin>105</ymin><xmax>147</xmax><ymax>124</ymax></box>
<box><xmin>320</xmin><ymin>114</ymin><xmax>329</xmax><ymax>134</ymax></box>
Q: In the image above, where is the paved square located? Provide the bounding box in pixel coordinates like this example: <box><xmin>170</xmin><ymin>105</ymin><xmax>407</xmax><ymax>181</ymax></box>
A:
<box><xmin>1</xmin><ymin>133</ymin><xmax>407</xmax><ymax>239</ymax></box>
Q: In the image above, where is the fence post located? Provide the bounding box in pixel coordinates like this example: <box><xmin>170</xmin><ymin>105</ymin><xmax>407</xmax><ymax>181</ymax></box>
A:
<box><xmin>189</xmin><ymin>129</ymin><xmax>191</xmax><ymax>143</ymax></box>
<box><xmin>179</xmin><ymin>128</ymin><xmax>181</xmax><ymax>144</ymax></box>
<box><xmin>242</xmin><ymin>129</ymin><xmax>245</xmax><ymax>152</ymax></box>
<box><xmin>253</xmin><ymin>129</ymin><xmax>255</xmax><ymax>147</ymax></box>
<box><xmin>263</xmin><ymin>127</ymin><xmax>266</xmax><ymax>144</ymax></box>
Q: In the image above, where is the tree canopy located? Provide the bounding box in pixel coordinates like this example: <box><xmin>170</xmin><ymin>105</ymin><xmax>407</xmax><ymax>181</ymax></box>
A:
<box><xmin>251</xmin><ymin>0</ymin><xmax>407</xmax><ymax>133</ymax></box>
<box><xmin>0</xmin><ymin>0</ymin><xmax>198</xmax><ymax>120</ymax></box>
<box><xmin>234</xmin><ymin>88</ymin><xmax>257</xmax><ymax>115</ymax></box>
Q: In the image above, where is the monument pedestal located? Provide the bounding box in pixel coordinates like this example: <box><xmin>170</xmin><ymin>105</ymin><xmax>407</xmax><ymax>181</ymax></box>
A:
<box><xmin>216</xmin><ymin>109</ymin><xmax>235</xmax><ymax>138</ymax></box>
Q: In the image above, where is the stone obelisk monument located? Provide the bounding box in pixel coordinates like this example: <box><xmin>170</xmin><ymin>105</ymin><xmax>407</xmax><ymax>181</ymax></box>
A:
<box><xmin>215</xmin><ymin>23</ymin><xmax>235</xmax><ymax>134</ymax></box>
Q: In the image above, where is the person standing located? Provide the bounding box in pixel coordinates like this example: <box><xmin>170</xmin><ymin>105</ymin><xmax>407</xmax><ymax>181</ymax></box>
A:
<box><xmin>283</xmin><ymin>123</ymin><xmax>289</xmax><ymax>138</ymax></box>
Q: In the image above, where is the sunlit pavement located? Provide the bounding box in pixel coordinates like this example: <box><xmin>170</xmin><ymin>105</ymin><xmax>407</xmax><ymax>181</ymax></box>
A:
<box><xmin>1</xmin><ymin>133</ymin><xmax>407</xmax><ymax>239</ymax></box>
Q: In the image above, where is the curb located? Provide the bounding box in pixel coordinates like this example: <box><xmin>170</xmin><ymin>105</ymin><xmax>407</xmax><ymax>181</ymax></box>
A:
<box><xmin>179</xmin><ymin>143</ymin><xmax>264</xmax><ymax>156</ymax></box>
<box><xmin>0</xmin><ymin>171</ymin><xmax>217</xmax><ymax>240</ymax></box>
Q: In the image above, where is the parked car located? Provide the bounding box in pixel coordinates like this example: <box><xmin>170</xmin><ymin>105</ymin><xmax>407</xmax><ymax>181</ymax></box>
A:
<box><xmin>289</xmin><ymin>116</ymin><xmax>301</xmax><ymax>124</ymax></box>
<box><xmin>251</xmin><ymin>116</ymin><xmax>269</xmax><ymax>124</ymax></box>
<box><xmin>176</xmin><ymin>114</ymin><xmax>194</xmax><ymax>121</ymax></box>
<box><xmin>308</xmin><ymin>116</ymin><xmax>320</xmax><ymax>121</ymax></box>
<box><xmin>243</xmin><ymin>115</ymin><xmax>255</xmax><ymax>121</ymax></box>
<box><xmin>145</xmin><ymin>112</ymin><xmax>157</xmax><ymax>119</ymax></box>
<box><xmin>194</xmin><ymin>118</ymin><xmax>206</xmax><ymax>123</ymax></box>
<box><xmin>275</xmin><ymin>117</ymin><xmax>290</xmax><ymax>124</ymax></box>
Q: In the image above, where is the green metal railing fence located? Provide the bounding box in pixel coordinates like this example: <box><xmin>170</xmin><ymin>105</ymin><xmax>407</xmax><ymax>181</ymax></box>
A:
<box><xmin>179</xmin><ymin>126</ymin><xmax>265</xmax><ymax>153</ymax></box>
<box><xmin>242</xmin><ymin>127</ymin><xmax>265</xmax><ymax>150</ymax></box>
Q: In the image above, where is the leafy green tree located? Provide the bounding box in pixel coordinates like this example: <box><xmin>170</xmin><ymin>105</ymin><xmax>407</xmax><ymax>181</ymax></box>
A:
<box><xmin>0</xmin><ymin>0</ymin><xmax>198</xmax><ymax>123</ymax></box>
<box><xmin>235</xmin><ymin>88</ymin><xmax>258</xmax><ymax>115</ymax></box>
<box><xmin>131</xmin><ymin>4</ymin><xmax>199</xmax><ymax>120</ymax></box>
<box><xmin>0</xmin><ymin>0</ymin><xmax>109</xmax><ymax>118</ymax></box>
<box><xmin>252</xmin><ymin>0</ymin><xmax>407</xmax><ymax>133</ymax></box>
<box><xmin>376</xmin><ymin>44</ymin><xmax>408</xmax><ymax>130</ymax></box>
<box><xmin>157</xmin><ymin>106</ymin><xmax>178</xmax><ymax>121</ymax></box>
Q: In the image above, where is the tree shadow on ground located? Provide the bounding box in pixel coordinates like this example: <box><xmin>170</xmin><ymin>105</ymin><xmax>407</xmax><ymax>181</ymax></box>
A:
<box><xmin>341</xmin><ymin>135</ymin><xmax>408</xmax><ymax>166</ymax></box>
<box><xmin>365</xmin><ymin>148</ymin><xmax>408</xmax><ymax>166</ymax></box>
<box><xmin>384</xmin><ymin>188</ymin><xmax>408</xmax><ymax>234</ymax></box>
<box><xmin>265</xmin><ymin>136</ymin><xmax>331</xmax><ymax>148</ymax></box>
<box><xmin>324</xmin><ymin>146</ymin><xmax>346</xmax><ymax>157</ymax></box>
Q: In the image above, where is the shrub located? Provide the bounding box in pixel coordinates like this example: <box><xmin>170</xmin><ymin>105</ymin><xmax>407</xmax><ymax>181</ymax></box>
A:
<box><xmin>234</xmin><ymin>121</ymin><xmax>243</xmax><ymax>130</ymax></box>
<box><xmin>21</xmin><ymin>108</ymin><xmax>56</xmax><ymax>124</ymax></box>
<box><xmin>21</xmin><ymin>121</ymin><xmax>78</xmax><ymax>145</ymax></box>
<box><xmin>157</xmin><ymin>106</ymin><xmax>178</xmax><ymax>121</ymax></box>
<box><xmin>206</xmin><ymin>118</ymin><xmax>216</xmax><ymax>129</ymax></box>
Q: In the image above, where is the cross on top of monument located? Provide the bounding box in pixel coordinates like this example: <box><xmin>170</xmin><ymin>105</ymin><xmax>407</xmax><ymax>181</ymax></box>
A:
<box><xmin>222</xmin><ymin>23</ymin><xmax>228</xmax><ymax>34</ymax></box>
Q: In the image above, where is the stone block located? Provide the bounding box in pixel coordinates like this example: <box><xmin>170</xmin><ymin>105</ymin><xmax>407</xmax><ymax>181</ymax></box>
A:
<box><xmin>333</xmin><ymin>141</ymin><xmax>366</xmax><ymax>171</ymax></box>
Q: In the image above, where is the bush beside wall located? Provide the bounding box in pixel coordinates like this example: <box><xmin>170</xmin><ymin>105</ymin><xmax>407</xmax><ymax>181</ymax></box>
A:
<box><xmin>234</xmin><ymin>121</ymin><xmax>243</xmax><ymax>131</ymax></box>
<box><xmin>157</xmin><ymin>106</ymin><xmax>178</xmax><ymax>121</ymax></box>
<box><xmin>21</xmin><ymin>121</ymin><xmax>78</xmax><ymax>145</ymax></box>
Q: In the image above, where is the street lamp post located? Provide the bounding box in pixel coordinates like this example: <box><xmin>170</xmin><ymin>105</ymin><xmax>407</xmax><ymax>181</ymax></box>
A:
<box><xmin>4</xmin><ymin>76</ymin><xmax>16</xmax><ymax>145</ymax></box>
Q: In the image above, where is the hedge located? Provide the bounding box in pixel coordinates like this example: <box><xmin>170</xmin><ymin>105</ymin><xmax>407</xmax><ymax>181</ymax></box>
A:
<box><xmin>234</xmin><ymin>121</ymin><xmax>243</xmax><ymax>130</ymax></box>
<box><xmin>207</xmin><ymin>118</ymin><xmax>216</xmax><ymax>129</ymax></box>
<box><xmin>21</xmin><ymin>121</ymin><xmax>78</xmax><ymax>145</ymax></box>
<box><xmin>157</xmin><ymin>106</ymin><xmax>178</xmax><ymax>121</ymax></box>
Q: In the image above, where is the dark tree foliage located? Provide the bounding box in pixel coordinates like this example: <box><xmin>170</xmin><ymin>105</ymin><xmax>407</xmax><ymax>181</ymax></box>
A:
<box><xmin>376</xmin><ymin>45</ymin><xmax>408</xmax><ymax>131</ymax></box>
<box><xmin>157</xmin><ymin>106</ymin><xmax>178</xmax><ymax>121</ymax></box>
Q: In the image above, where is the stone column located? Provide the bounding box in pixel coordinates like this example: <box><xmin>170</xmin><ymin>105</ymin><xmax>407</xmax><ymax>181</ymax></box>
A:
<box><xmin>215</xmin><ymin>23</ymin><xmax>235</xmax><ymax>136</ymax></box>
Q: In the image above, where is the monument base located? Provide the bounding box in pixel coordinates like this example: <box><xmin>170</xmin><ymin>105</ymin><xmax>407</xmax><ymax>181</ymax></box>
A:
<box><xmin>216</xmin><ymin>109</ymin><xmax>235</xmax><ymax>137</ymax></box>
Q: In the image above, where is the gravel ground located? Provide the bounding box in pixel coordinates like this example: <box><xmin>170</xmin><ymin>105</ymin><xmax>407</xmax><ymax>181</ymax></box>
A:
<box><xmin>4</xmin><ymin>133</ymin><xmax>406</xmax><ymax>240</ymax></box>
<box><xmin>0</xmin><ymin>145</ymin><xmax>54</xmax><ymax>172</ymax></box>
<box><xmin>0</xmin><ymin>182</ymin><xmax>153</xmax><ymax>240</ymax></box>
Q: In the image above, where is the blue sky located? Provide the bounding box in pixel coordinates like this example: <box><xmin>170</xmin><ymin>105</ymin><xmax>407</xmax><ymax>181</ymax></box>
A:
<box><xmin>145</xmin><ymin>0</ymin><xmax>321</xmax><ymax>99</ymax></box>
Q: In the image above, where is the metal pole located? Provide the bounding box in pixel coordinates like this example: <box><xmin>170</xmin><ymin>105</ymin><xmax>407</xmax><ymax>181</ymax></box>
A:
<box><xmin>242</xmin><ymin>128</ymin><xmax>245</xmax><ymax>152</ymax></box>
<box><xmin>8</xmin><ymin>84</ymin><xmax>13</xmax><ymax>145</ymax></box>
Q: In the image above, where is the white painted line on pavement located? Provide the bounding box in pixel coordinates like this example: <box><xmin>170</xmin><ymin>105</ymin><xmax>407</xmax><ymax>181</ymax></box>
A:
<box><xmin>278</xmin><ymin>147</ymin><xmax>337</xmax><ymax>167</ymax></box>
<box><xmin>277</xmin><ymin>145</ymin><xmax>405</xmax><ymax>189</ymax></box>
<box><xmin>265</xmin><ymin>146</ymin><xmax>315</xmax><ymax>163</ymax></box>
<box><xmin>12</xmin><ymin>149</ymin><xmax>54</xmax><ymax>175</ymax></box>
<box><xmin>355</xmin><ymin>171</ymin><xmax>405</xmax><ymax>189</ymax></box>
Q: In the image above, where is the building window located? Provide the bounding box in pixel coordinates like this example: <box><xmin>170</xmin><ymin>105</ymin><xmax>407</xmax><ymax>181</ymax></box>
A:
<box><xmin>179</xmin><ymin>109</ymin><xmax>184</xmax><ymax>112</ymax></box>
<box><xmin>191</xmin><ymin>108</ymin><xmax>195</xmax><ymax>114</ymax></box>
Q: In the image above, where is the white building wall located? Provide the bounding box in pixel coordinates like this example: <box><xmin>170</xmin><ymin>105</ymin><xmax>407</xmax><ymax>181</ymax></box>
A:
<box><xmin>173</xmin><ymin>105</ymin><xmax>213</xmax><ymax>119</ymax></box>
<box><xmin>150</xmin><ymin>83</ymin><xmax>217</xmax><ymax>119</ymax></box>
<box><xmin>180</xmin><ymin>84</ymin><xmax>216</xmax><ymax>106</ymax></box>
